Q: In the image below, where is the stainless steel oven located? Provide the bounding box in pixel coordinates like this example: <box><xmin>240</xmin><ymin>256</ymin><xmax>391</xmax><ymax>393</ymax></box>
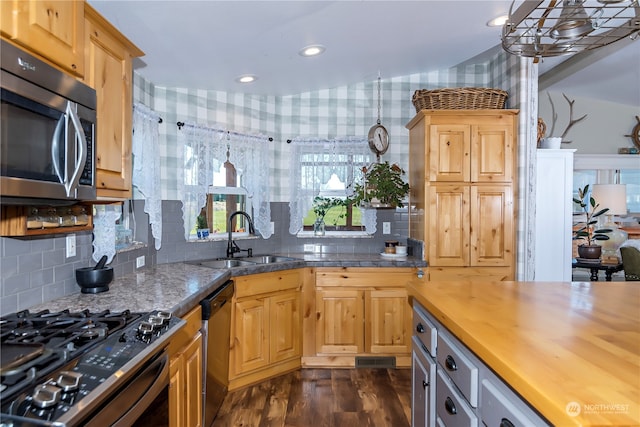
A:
<box><xmin>1</xmin><ymin>39</ymin><xmax>96</xmax><ymax>204</ymax></box>
<box><xmin>0</xmin><ymin>309</ymin><xmax>184</xmax><ymax>426</ymax></box>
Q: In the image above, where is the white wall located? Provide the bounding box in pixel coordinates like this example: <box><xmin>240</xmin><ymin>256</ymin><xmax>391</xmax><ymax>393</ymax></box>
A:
<box><xmin>538</xmin><ymin>91</ymin><xmax>638</xmax><ymax>154</ymax></box>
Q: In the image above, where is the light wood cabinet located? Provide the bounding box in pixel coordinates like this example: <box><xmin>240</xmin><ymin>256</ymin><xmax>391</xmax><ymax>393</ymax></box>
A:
<box><xmin>1</xmin><ymin>0</ymin><xmax>85</xmax><ymax>76</ymax></box>
<box><xmin>229</xmin><ymin>270</ymin><xmax>302</xmax><ymax>390</ymax></box>
<box><xmin>407</xmin><ymin>110</ymin><xmax>518</xmax><ymax>281</ymax></box>
<box><xmin>83</xmin><ymin>4</ymin><xmax>143</xmax><ymax>200</ymax></box>
<box><xmin>168</xmin><ymin>305</ymin><xmax>203</xmax><ymax>427</ymax></box>
<box><xmin>306</xmin><ymin>267</ymin><xmax>415</xmax><ymax>368</ymax></box>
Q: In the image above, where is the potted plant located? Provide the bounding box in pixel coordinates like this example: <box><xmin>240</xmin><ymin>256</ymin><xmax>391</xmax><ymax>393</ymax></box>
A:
<box><xmin>350</xmin><ymin>161</ymin><xmax>410</xmax><ymax>208</ymax></box>
<box><xmin>196</xmin><ymin>208</ymin><xmax>210</xmax><ymax>239</ymax></box>
<box><xmin>573</xmin><ymin>184</ymin><xmax>611</xmax><ymax>259</ymax></box>
<box><xmin>311</xmin><ymin>196</ymin><xmax>347</xmax><ymax>235</ymax></box>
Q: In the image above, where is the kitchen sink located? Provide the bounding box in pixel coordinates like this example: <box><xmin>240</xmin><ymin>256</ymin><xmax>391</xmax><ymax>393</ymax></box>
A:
<box><xmin>188</xmin><ymin>259</ymin><xmax>257</xmax><ymax>269</ymax></box>
<box><xmin>238</xmin><ymin>255</ymin><xmax>298</xmax><ymax>264</ymax></box>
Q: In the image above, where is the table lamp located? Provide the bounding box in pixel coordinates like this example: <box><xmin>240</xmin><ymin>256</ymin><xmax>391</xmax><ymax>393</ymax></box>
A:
<box><xmin>591</xmin><ymin>184</ymin><xmax>628</xmax><ymax>262</ymax></box>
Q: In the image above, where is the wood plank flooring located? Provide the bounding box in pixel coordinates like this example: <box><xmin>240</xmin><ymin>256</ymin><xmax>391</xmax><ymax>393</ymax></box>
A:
<box><xmin>214</xmin><ymin>368</ymin><xmax>411</xmax><ymax>427</ymax></box>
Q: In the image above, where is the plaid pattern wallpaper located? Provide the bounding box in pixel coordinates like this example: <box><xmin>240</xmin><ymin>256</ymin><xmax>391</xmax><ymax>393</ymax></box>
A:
<box><xmin>133</xmin><ymin>49</ymin><xmax>522</xmax><ymax>203</ymax></box>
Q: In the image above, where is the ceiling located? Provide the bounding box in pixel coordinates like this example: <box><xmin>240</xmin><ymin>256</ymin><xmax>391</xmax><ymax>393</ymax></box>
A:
<box><xmin>88</xmin><ymin>1</ymin><xmax>639</xmax><ymax>105</ymax></box>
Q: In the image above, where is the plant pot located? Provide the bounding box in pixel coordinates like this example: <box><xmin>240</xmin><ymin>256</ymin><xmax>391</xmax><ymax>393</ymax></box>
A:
<box><xmin>540</xmin><ymin>137</ymin><xmax>562</xmax><ymax>149</ymax></box>
<box><xmin>197</xmin><ymin>228</ymin><xmax>210</xmax><ymax>239</ymax></box>
<box><xmin>577</xmin><ymin>244</ymin><xmax>602</xmax><ymax>259</ymax></box>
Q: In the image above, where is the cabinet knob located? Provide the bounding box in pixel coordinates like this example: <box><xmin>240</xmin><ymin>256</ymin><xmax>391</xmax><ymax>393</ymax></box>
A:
<box><xmin>444</xmin><ymin>396</ymin><xmax>457</xmax><ymax>415</ymax></box>
<box><xmin>422</xmin><ymin>380</ymin><xmax>428</xmax><ymax>389</ymax></box>
<box><xmin>500</xmin><ymin>419</ymin><xmax>516</xmax><ymax>427</ymax></box>
<box><xmin>417</xmin><ymin>269</ymin><xmax>424</xmax><ymax>279</ymax></box>
<box><xmin>416</xmin><ymin>323</ymin><xmax>425</xmax><ymax>333</ymax></box>
<box><xmin>445</xmin><ymin>355</ymin><xmax>457</xmax><ymax>371</ymax></box>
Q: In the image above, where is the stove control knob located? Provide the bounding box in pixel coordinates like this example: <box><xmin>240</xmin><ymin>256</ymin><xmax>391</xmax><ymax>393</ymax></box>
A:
<box><xmin>138</xmin><ymin>321</ymin><xmax>154</xmax><ymax>335</ymax></box>
<box><xmin>32</xmin><ymin>384</ymin><xmax>62</xmax><ymax>408</ymax></box>
<box><xmin>148</xmin><ymin>315</ymin><xmax>164</xmax><ymax>329</ymax></box>
<box><xmin>156</xmin><ymin>311</ymin><xmax>172</xmax><ymax>323</ymax></box>
<box><xmin>56</xmin><ymin>371</ymin><xmax>82</xmax><ymax>392</ymax></box>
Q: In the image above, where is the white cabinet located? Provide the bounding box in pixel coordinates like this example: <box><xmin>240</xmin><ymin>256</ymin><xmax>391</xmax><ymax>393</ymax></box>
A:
<box><xmin>412</xmin><ymin>336</ymin><xmax>436</xmax><ymax>427</ymax></box>
<box><xmin>534</xmin><ymin>149</ymin><xmax>575</xmax><ymax>281</ymax></box>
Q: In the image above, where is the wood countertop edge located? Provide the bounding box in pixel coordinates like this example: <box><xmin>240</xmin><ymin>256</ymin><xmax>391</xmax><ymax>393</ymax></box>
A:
<box><xmin>407</xmin><ymin>281</ymin><xmax>640</xmax><ymax>427</ymax></box>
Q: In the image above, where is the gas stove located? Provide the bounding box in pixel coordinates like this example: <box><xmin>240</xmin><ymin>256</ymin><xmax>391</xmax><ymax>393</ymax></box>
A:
<box><xmin>0</xmin><ymin>309</ymin><xmax>185</xmax><ymax>426</ymax></box>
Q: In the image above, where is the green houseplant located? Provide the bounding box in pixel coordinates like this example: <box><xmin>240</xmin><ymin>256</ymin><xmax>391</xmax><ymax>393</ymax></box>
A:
<box><xmin>311</xmin><ymin>196</ymin><xmax>347</xmax><ymax>235</ymax></box>
<box><xmin>573</xmin><ymin>184</ymin><xmax>611</xmax><ymax>259</ymax></box>
<box><xmin>351</xmin><ymin>161</ymin><xmax>410</xmax><ymax>208</ymax></box>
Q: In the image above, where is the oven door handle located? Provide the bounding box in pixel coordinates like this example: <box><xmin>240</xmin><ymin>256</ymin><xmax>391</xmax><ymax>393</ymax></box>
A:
<box><xmin>84</xmin><ymin>350</ymin><xmax>169</xmax><ymax>427</ymax></box>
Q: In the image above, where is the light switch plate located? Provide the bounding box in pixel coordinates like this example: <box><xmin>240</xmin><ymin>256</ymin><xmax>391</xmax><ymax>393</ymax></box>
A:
<box><xmin>383</xmin><ymin>222</ymin><xmax>391</xmax><ymax>234</ymax></box>
<box><xmin>66</xmin><ymin>234</ymin><xmax>76</xmax><ymax>258</ymax></box>
<box><xmin>136</xmin><ymin>256</ymin><xmax>145</xmax><ymax>268</ymax></box>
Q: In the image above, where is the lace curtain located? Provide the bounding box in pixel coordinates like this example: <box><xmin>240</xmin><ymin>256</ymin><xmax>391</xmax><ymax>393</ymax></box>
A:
<box><xmin>177</xmin><ymin>123</ymin><xmax>272</xmax><ymax>240</ymax></box>
<box><xmin>288</xmin><ymin>137</ymin><xmax>376</xmax><ymax>234</ymax></box>
<box><xmin>132</xmin><ymin>103</ymin><xmax>162</xmax><ymax>249</ymax></box>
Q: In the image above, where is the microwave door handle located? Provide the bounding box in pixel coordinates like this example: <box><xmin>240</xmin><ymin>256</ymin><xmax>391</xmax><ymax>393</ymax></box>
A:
<box><xmin>51</xmin><ymin>113</ymin><xmax>65</xmax><ymax>185</ymax></box>
<box><xmin>65</xmin><ymin>102</ymin><xmax>87</xmax><ymax>198</ymax></box>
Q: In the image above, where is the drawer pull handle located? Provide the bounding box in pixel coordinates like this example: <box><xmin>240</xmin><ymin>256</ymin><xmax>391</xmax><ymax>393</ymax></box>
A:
<box><xmin>445</xmin><ymin>355</ymin><xmax>457</xmax><ymax>371</ymax></box>
<box><xmin>422</xmin><ymin>380</ymin><xmax>428</xmax><ymax>389</ymax></box>
<box><xmin>445</xmin><ymin>396</ymin><xmax>457</xmax><ymax>415</ymax></box>
<box><xmin>500</xmin><ymin>419</ymin><xmax>515</xmax><ymax>427</ymax></box>
<box><xmin>416</xmin><ymin>323</ymin><xmax>425</xmax><ymax>333</ymax></box>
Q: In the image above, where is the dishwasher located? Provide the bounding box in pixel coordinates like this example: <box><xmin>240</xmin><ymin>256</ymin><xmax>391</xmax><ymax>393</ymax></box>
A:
<box><xmin>200</xmin><ymin>280</ymin><xmax>234</xmax><ymax>427</ymax></box>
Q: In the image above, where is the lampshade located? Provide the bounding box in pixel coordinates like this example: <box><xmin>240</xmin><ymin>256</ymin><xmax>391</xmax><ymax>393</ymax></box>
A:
<box><xmin>591</xmin><ymin>184</ymin><xmax>627</xmax><ymax>215</ymax></box>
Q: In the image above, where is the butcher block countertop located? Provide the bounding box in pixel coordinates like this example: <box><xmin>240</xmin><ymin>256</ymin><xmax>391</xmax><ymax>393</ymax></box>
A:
<box><xmin>408</xmin><ymin>280</ymin><xmax>640</xmax><ymax>426</ymax></box>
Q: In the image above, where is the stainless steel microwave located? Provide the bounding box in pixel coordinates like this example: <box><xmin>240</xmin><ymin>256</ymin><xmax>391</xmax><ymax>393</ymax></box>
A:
<box><xmin>1</xmin><ymin>40</ymin><xmax>96</xmax><ymax>205</ymax></box>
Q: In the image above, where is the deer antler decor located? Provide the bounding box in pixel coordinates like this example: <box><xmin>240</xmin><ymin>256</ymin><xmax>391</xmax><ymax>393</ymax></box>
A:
<box><xmin>546</xmin><ymin>92</ymin><xmax>588</xmax><ymax>144</ymax></box>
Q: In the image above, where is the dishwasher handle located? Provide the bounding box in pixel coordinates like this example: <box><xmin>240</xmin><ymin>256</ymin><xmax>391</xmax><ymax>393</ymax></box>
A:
<box><xmin>200</xmin><ymin>280</ymin><xmax>234</xmax><ymax>320</ymax></box>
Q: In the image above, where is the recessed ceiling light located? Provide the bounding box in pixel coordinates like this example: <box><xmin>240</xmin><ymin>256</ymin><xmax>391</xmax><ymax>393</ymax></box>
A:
<box><xmin>236</xmin><ymin>75</ymin><xmax>257</xmax><ymax>84</ymax></box>
<box><xmin>487</xmin><ymin>15</ymin><xmax>508</xmax><ymax>27</ymax></box>
<box><xmin>299</xmin><ymin>44</ymin><xmax>326</xmax><ymax>57</ymax></box>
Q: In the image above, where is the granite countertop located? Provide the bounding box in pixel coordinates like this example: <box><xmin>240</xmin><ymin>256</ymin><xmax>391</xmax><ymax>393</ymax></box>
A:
<box><xmin>408</xmin><ymin>280</ymin><xmax>640</xmax><ymax>426</ymax></box>
<box><xmin>30</xmin><ymin>254</ymin><xmax>425</xmax><ymax>317</ymax></box>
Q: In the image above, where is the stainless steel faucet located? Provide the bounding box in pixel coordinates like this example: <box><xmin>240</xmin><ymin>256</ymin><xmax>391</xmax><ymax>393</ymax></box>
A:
<box><xmin>226</xmin><ymin>211</ymin><xmax>255</xmax><ymax>258</ymax></box>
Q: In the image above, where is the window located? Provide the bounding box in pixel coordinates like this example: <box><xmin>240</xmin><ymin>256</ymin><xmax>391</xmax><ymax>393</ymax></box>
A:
<box><xmin>574</xmin><ymin>154</ymin><xmax>640</xmax><ymax>215</ymax></box>
<box><xmin>288</xmin><ymin>137</ymin><xmax>375</xmax><ymax>235</ymax></box>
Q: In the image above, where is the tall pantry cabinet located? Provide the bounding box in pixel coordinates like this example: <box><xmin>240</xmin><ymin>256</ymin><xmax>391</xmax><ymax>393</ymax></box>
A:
<box><xmin>407</xmin><ymin>110</ymin><xmax>519</xmax><ymax>281</ymax></box>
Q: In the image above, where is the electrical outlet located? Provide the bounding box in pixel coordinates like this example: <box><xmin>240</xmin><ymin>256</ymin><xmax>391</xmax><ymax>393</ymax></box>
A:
<box><xmin>66</xmin><ymin>234</ymin><xmax>76</xmax><ymax>258</ymax></box>
<box><xmin>383</xmin><ymin>222</ymin><xmax>391</xmax><ymax>234</ymax></box>
<box><xmin>136</xmin><ymin>256</ymin><xmax>145</xmax><ymax>268</ymax></box>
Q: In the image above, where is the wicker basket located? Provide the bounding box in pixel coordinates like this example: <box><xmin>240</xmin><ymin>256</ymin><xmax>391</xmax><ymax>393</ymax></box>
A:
<box><xmin>412</xmin><ymin>87</ymin><xmax>508</xmax><ymax>112</ymax></box>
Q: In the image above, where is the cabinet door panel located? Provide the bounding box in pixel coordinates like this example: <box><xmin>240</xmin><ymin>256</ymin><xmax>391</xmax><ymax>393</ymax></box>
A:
<box><xmin>168</xmin><ymin>354</ymin><xmax>184</xmax><ymax>427</ymax></box>
<box><xmin>470</xmin><ymin>185</ymin><xmax>513</xmax><ymax>266</ymax></box>
<box><xmin>233</xmin><ymin>299</ymin><xmax>269</xmax><ymax>374</ymax></box>
<box><xmin>184</xmin><ymin>334</ymin><xmax>203</xmax><ymax>427</ymax></box>
<box><xmin>428</xmin><ymin>185</ymin><xmax>470</xmax><ymax>266</ymax></box>
<box><xmin>270</xmin><ymin>291</ymin><xmax>301</xmax><ymax>363</ymax></box>
<box><xmin>85</xmin><ymin>21</ymin><xmax>132</xmax><ymax>197</ymax></box>
<box><xmin>316</xmin><ymin>289</ymin><xmax>364</xmax><ymax>354</ymax></box>
<box><xmin>367</xmin><ymin>289</ymin><xmax>411</xmax><ymax>354</ymax></box>
<box><xmin>2</xmin><ymin>0</ymin><xmax>84</xmax><ymax>76</ymax></box>
<box><xmin>429</xmin><ymin>125</ymin><xmax>470</xmax><ymax>182</ymax></box>
<box><xmin>471</xmin><ymin>125</ymin><xmax>513</xmax><ymax>183</ymax></box>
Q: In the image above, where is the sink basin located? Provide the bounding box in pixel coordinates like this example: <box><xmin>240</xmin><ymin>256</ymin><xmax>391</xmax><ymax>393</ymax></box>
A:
<box><xmin>238</xmin><ymin>255</ymin><xmax>298</xmax><ymax>264</ymax></box>
<box><xmin>189</xmin><ymin>259</ymin><xmax>257</xmax><ymax>269</ymax></box>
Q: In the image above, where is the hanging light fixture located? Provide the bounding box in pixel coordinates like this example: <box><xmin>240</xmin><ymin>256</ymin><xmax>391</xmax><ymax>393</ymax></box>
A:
<box><xmin>550</xmin><ymin>0</ymin><xmax>594</xmax><ymax>39</ymax></box>
<box><xmin>502</xmin><ymin>0</ymin><xmax>640</xmax><ymax>59</ymax></box>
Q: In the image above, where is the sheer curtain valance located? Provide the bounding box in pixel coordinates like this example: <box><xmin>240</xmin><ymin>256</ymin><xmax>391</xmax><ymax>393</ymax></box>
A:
<box><xmin>177</xmin><ymin>122</ymin><xmax>272</xmax><ymax>240</ymax></box>
<box><xmin>288</xmin><ymin>137</ymin><xmax>376</xmax><ymax>234</ymax></box>
<box><xmin>132</xmin><ymin>103</ymin><xmax>162</xmax><ymax>249</ymax></box>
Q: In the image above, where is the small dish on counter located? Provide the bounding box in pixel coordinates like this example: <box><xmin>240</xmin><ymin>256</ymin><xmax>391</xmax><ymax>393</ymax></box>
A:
<box><xmin>379</xmin><ymin>252</ymin><xmax>407</xmax><ymax>259</ymax></box>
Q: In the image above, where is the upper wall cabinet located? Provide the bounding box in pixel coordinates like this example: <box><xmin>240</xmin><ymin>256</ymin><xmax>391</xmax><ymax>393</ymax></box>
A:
<box><xmin>84</xmin><ymin>4</ymin><xmax>143</xmax><ymax>200</ymax></box>
<box><xmin>0</xmin><ymin>0</ymin><xmax>85</xmax><ymax>77</ymax></box>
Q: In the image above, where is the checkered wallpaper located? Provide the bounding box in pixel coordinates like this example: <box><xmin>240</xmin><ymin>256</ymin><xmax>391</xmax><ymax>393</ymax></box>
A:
<box><xmin>133</xmin><ymin>49</ymin><xmax>522</xmax><ymax>203</ymax></box>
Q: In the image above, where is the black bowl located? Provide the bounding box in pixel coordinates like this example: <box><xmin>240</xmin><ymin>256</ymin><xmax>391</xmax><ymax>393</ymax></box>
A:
<box><xmin>75</xmin><ymin>267</ymin><xmax>113</xmax><ymax>294</ymax></box>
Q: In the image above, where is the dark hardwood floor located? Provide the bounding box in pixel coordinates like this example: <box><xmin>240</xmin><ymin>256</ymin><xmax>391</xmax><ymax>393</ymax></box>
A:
<box><xmin>214</xmin><ymin>368</ymin><xmax>412</xmax><ymax>427</ymax></box>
